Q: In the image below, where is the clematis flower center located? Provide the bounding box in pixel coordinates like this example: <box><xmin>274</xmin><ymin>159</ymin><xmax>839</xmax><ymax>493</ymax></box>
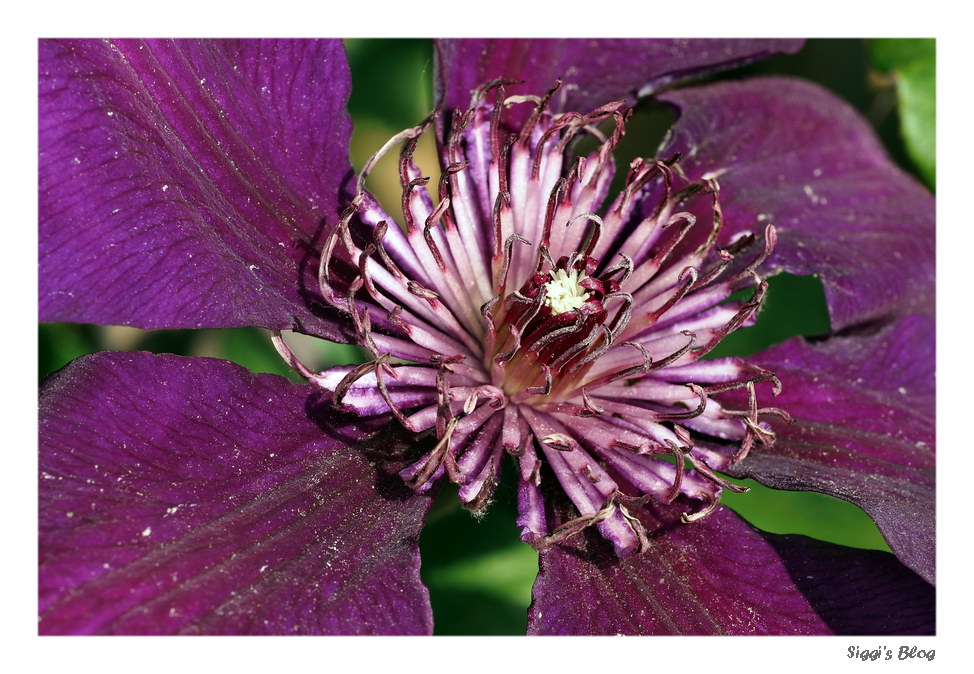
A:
<box><xmin>274</xmin><ymin>79</ymin><xmax>788</xmax><ymax>558</ymax></box>
<box><xmin>543</xmin><ymin>269</ymin><xmax>590</xmax><ymax>313</ymax></box>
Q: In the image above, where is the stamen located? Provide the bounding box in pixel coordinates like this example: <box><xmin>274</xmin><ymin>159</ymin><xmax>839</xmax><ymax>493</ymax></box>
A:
<box><xmin>565</xmin><ymin>213</ymin><xmax>604</xmax><ymax>258</ymax></box>
<box><xmin>423</xmin><ymin>198</ymin><xmax>451</xmax><ymax>268</ymax></box>
<box><xmin>360</xmin><ymin>118</ymin><xmax>432</xmax><ymax>196</ymax></box>
<box><xmin>602</xmin><ymin>253</ymin><xmax>634</xmax><ymax>285</ymax></box>
<box><xmin>529</xmin><ymin>500</ymin><xmax>616</xmax><ymax>551</ymax></box>
<box><xmin>662</xmin><ymin>440</ymin><xmax>686</xmax><ymax>503</ymax></box>
<box><xmin>540</xmin><ymin>178</ymin><xmax>568</xmax><ymax>247</ymax></box>
<box><xmin>407</xmin><ymin>417</ymin><xmax>458</xmax><ymax>489</ymax></box>
<box><xmin>498</xmin><ymin>234</ymin><xmax>531</xmax><ymax>289</ymax></box>
<box><xmin>608</xmin><ymin>342</ymin><xmax>653</xmax><ymax>382</ymax></box>
<box><xmin>694</xmin><ymin>177</ymin><xmax>725</xmax><ymax>255</ymax></box>
<box><xmin>650</xmin><ymin>330</ymin><xmax>697</xmax><ymax>370</ymax></box>
<box><xmin>648</xmin><ymin>266</ymin><xmax>697</xmax><ymax>321</ymax></box>
<box><xmin>525</xmin><ymin>365</ymin><xmax>553</xmax><ymax>396</ymax></box>
<box><xmin>681</xmin><ymin>491</ymin><xmax>721</xmax><ymax>524</ymax></box>
<box><xmin>652</xmin><ymin>384</ymin><xmax>708</xmax><ymax>421</ymax></box>
<box><xmin>491</xmin><ymin>190</ymin><xmax>511</xmax><ymax>256</ymax></box>
<box><xmin>406</xmin><ymin>280</ymin><xmax>440</xmax><ymax>306</ymax></box>
<box><xmin>540</xmin><ymin>433</ymin><xmax>576</xmax><ymax>451</ymax></box>
<box><xmin>270</xmin><ymin>330</ymin><xmax>319</xmax><ymax>384</ymax></box>
<box><xmin>373</xmin><ymin>221</ymin><xmax>404</xmax><ymax>281</ymax></box>
<box><xmin>686</xmin><ymin>453</ymin><xmax>750</xmax><ymax>493</ymax></box>
<box><xmin>580</xmin><ymin>388</ymin><xmax>605</xmax><ymax>417</ymax></box>
<box><xmin>401</xmin><ymin>177</ymin><xmax>431</xmax><ymax>233</ymax></box>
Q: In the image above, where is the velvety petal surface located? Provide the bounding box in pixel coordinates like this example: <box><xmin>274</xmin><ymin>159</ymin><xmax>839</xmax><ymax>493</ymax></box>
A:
<box><xmin>40</xmin><ymin>39</ymin><xmax>353</xmax><ymax>339</ymax></box>
<box><xmin>435</xmin><ymin>39</ymin><xmax>803</xmax><ymax>115</ymax></box>
<box><xmin>726</xmin><ymin>314</ymin><xmax>936</xmax><ymax>584</ymax></box>
<box><xmin>527</xmin><ymin>505</ymin><xmax>934</xmax><ymax>635</ymax></box>
<box><xmin>39</xmin><ymin>351</ymin><xmax>432</xmax><ymax>635</ymax></box>
<box><xmin>656</xmin><ymin>77</ymin><xmax>935</xmax><ymax>331</ymax></box>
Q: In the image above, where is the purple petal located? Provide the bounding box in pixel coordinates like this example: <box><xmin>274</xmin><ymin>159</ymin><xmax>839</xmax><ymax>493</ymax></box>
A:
<box><xmin>39</xmin><ymin>351</ymin><xmax>432</xmax><ymax>635</ymax></box>
<box><xmin>761</xmin><ymin>533</ymin><xmax>934</xmax><ymax>635</ymax></box>
<box><xmin>724</xmin><ymin>314</ymin><xmax>935</xmax><ymax>584</ymax></box>
<box><xmin>435</xmin><ymin>39</ymin><xmax>803</xmax><ymax>114</ymax></box>
<box><xmin>40</xmin><ymin>39</ymin><xmax>353</xmax><ymax>339</ymax></box>
<box><xmin>528</xmin><ymin>505</ymin><xmax>933</xmax><ymax>635</ymax></box>
<box><xmin>656</xmin><ymin>77</ymin><xmax>935</xmax><ymax>331</ymax></box>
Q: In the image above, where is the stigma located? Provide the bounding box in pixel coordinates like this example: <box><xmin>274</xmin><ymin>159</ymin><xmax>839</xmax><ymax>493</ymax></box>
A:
<box><xmin>543</xmin><ymin>269</ymin><xmax>590</xmax><ymax>314</ymax></box>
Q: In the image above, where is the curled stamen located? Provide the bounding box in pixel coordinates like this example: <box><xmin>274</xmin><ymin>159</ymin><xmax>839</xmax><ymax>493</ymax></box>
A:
<box><xmin>617</xmin><ymin>503</ymin><xmax>652</xmax><ymax>553</ymax></box>
<box><xmin>357</xmin><ymin>243</ymin><xmax>379</xmax><ymax>301</ymax></box>
<box><xmin>686</xmin><ymin>453</ymin><xmax>750</xmax><ymax>494</ymax></box>
<box><xmin>401</xmin><ymin>177</ymin><xmax>431</xmax><ymax>234</ymax></box>
<box><xmin>608</xmin><ymin>342</ymin><xmax>653</xmax><ymax>382</ymax></box>
<box><xmin>566</xmin><ymin>325</ymin><xmax>613</xmax><ymax>374</ymax></box>
<box><xmin>527</xmin><ymin>311</ymin><xmax>585</xmax><ymax>354</ymax></box>
<box><xmin>540</xmin><ymin>178</ymin><xmax>568</xmax><ymax>247</ymax></box>
<box><xmin>579</xmin><ymin>388</ymin><xmax>605</xmax><ymax>417</ymax></box>
<box><xmin>497</xmin><ymin>133</ymin><xmax>518</xmax><ymax>197</ymax></box>
<box><xmin>604</xmin><ymin>292</ymin><xmax>633</xmax><ymax>342</ymax></box>
<box><xmin>649</xmin><ymin>330</ymin><xmax>697</xmax><ymax>370</ymax></box>
<box><xmin>494</xmin><ymin>324</ymin><xmax>523</xmax><ymax>364</ymax></box>
<box><xmin>463</xmin><ymin>386</ymin><xmax>507</xmax><ymax>414</ymax></box>
<box><xmin>407</xmin><ymin>417</ymin><xmax>458</xmax><ymax>490</ymax></box>
<box><xmin>519</xmin><ymin>79</ymin><xmax>561</xmax><ymax>149</ymax></box>
<box><xmin>662</xmin><ymin>440</ymin><xmax>686</xmax><ymax>503</ymax></box>
<box><xmin>725</xmin><ymin>407</ymin><xmax>794</xmax><ymax>424</ymax></box>
<box><xmin>694</xmin><ymin>177</ymin><xmax>725</xmax><ymax>255</ymax></box>
<box><xmin>732</xmin><ymin>224</ymin><xmax>778</xmax><ymax>284</ymax></box>
<box><xmin>374</xmin><ymin>360</ymin><xmax>417</xmax><ymax>432</ymax></box>
<box><xmin>681</xmin><ymin>491</ymin><xmax>722</xmax><ymax>524</ymax></box>
<box><xmin>491</xmin><ymin>190</ymin><xmax>511</xmax><ymax>256</ymax></box>
<box><xmin>648</xmin><ymin>266</ymin><xmax>697</xmax><ymax>321</ymax></box>
<box><xmin>423</xmin><ymin>198</ymin><xmax>451</xmax><ymax>269</ymax></box>
<box><xmin>333</xmin><ymin>359</ymin><xmax>383</xmax><ymax>407</ymax></box>
<box><xmin>701</xmin><ymin>367</ymin><xmax>780</xmax><ymax>395</ymax></box>
<box><xmin>689</xmin><ymin>249</ymin><xmax>734</xmax><ymax>292</ymax></box>
<box><xmin>653</xmin><ymin>384</ymin><xmax>708</xmax><ymax>421</ymax></box>
<box><xmin>438</xmin><ymin>160</ymin><xmax>470</xmax><ymax>203</ymax></box>
<box><xmin>373</xmin><ymin>221</ymin><xmax>404</xmax><ymax>281</ymax></box>
<box><xmin>534</xmin><ymin>244</ymin><xmax>556</xmax><ymax>274</ymax></box>
<box><xmin>602</xmin><ymin>253</ymin><xmax>634</xmax><ymax>286</ymax></box>
<box><xmin>549</xmin><ymin>323</ymin><xmax>604</xmax><ymax>371</ymax></box>
<box><xmin>540</xmin><ymin>433</ymin><xmax>576</xmax><ymax>451</ymax></box>
<box><xmin>650</xmin><ymin>212</ymin><xmax>696</xmax><ymax>268</ymax></box>
<box><xmin>406</xmin><ymin>280</ymin><xmax>440</xmax><ymax>307</ymax></box>
<box><xmin>529</xmin><ymin>500</ymin><xmax>617</xmax><ymax>551</ymax></box>
<box><xmin>270</xmin><ymin>330</ymin><xmax>319</xmax><ymax>384</ymax></box>
<box><xmin>499</xmin><ymin>234</ymin><xmax>531</xmax><ymax>289</ymax></box>
<box><xmin>526</xmin><ymin>365</ymin><xmax>553</xmax><ymax>396</ymax></box>
<box><xmin>360</xmin><ymin>117</ymin><xmax>432</xmax><ymax>196</ymax></box>
<box><xmin>565</xmin><ymin>213</ymin><xmax>604</xmax><ymax>259</ymax></box>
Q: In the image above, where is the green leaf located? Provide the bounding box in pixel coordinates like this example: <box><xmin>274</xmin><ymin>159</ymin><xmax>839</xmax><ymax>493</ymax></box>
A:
<box><xmin>871</xmin><ymin>39</ymin><xmax>935</xmax><ymax>187</ymax></box>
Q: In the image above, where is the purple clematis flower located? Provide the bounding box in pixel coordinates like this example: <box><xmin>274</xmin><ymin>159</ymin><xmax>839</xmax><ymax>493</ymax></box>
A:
<box><xmin>39</xmin><ymin>38</ymin><xmax>935</xmax><ymax>635</ymax></box>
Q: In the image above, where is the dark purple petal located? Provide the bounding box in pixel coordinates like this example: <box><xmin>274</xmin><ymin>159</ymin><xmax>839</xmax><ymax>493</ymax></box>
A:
<box><xmin>527</xmin><ymin>505</ymin><xmax>933</xmax><ymax>635</ymax></box>
<box><xmin>39</xmin><ymin>351</ymin><xmax>432</xmax><ymax>635</ymax></box>
<box><xmin>761</xmin><ymin>533</ymin><xmax>934</xmax><ymax>635</ymax></box>
<box><xmin>435</xmin><ymin>39</ymin><xmax>803</xmax><ymax>115</ymax></box>
<box><xmin>724</xmin><ymin>314</ymin><xmax>935</xmax><ymax>584</ymax></box>
<box><xmin>656</xmin><ymin>77</ymin><xmax>935</xmax><ymax>331</ymax></box>
<box><xmin>40</xmin><ymin>39</ymin><xmax>353</xmax><ymax>340</ymax></box>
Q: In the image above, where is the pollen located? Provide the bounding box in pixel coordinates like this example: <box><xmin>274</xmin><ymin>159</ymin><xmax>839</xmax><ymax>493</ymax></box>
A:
<box><xmin>543</xmin><ymin>269</ymin><xmax>590</xmax><ymax>314</ymax></box>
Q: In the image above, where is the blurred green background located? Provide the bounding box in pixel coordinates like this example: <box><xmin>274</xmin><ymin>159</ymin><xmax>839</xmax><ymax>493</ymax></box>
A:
<box><xmin>38</xmin><ymin>39</ymin><xmax>934</xmax><ymax>635</ymax></box>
